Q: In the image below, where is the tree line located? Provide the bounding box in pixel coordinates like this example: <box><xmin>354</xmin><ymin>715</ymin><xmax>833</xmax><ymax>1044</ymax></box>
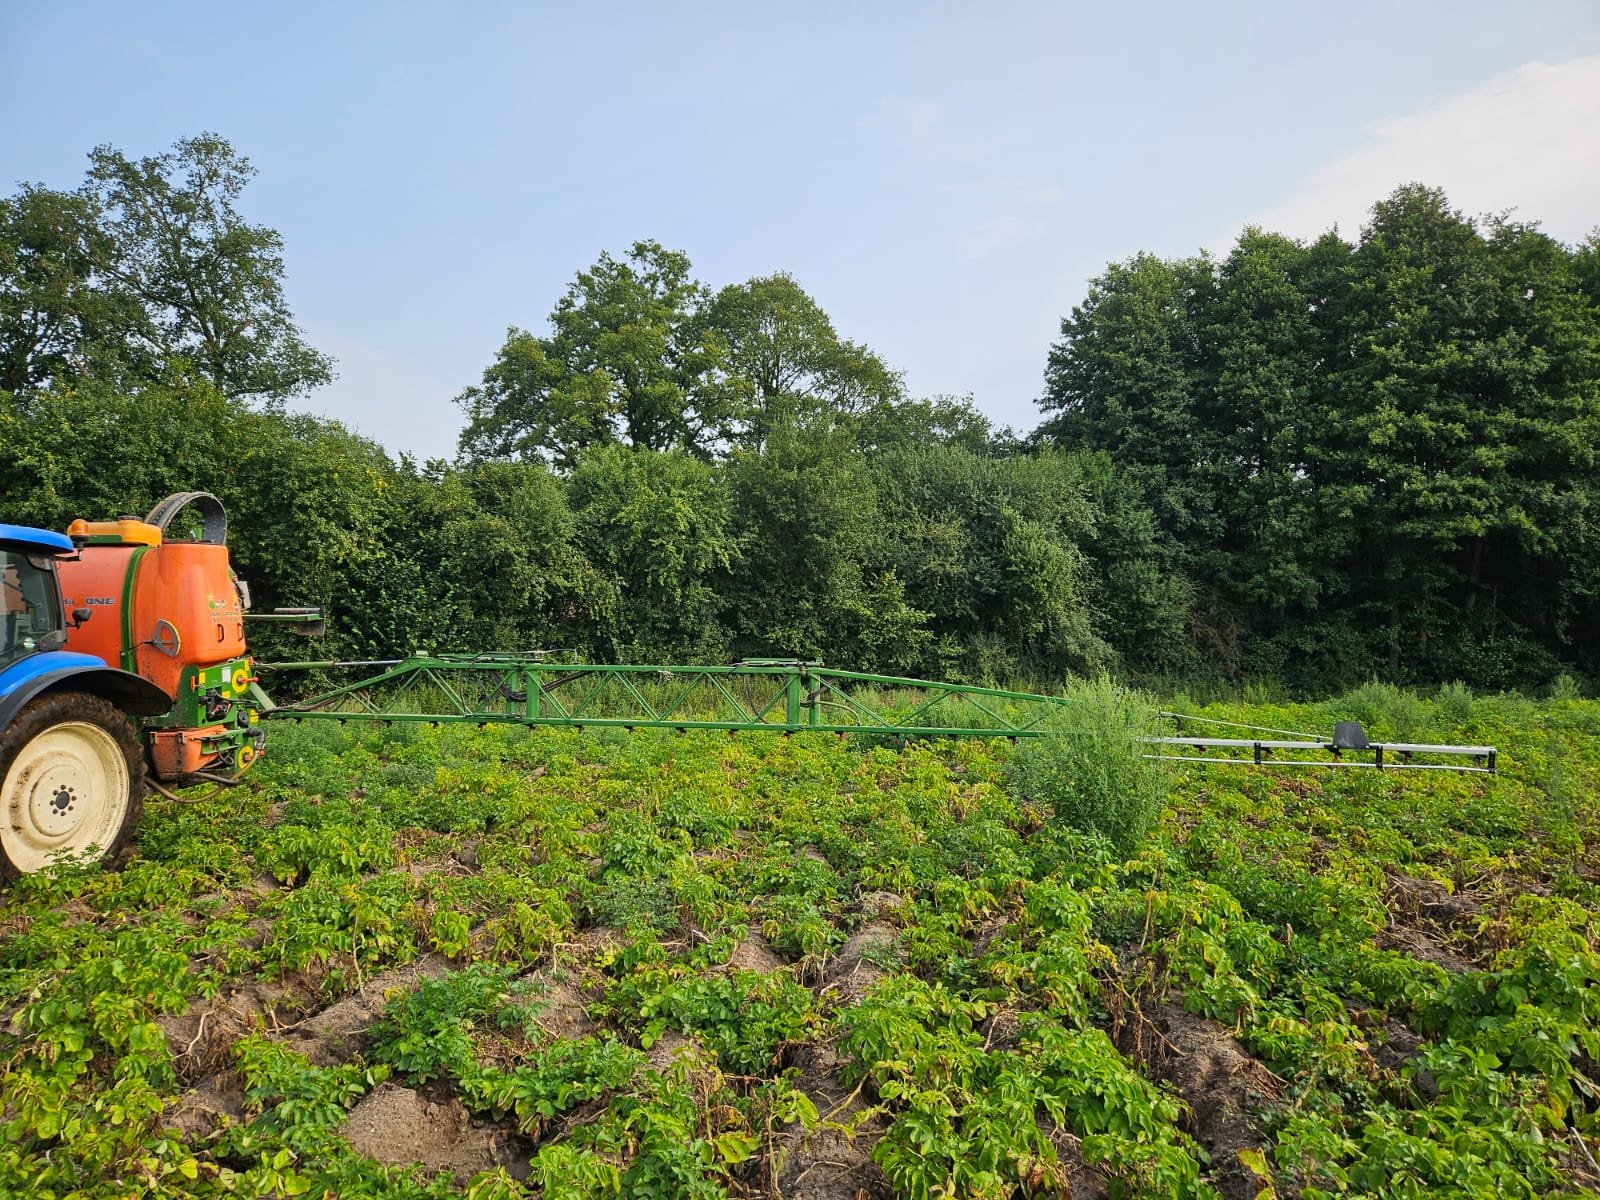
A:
<box><xmin>3</xmin><ymin>135</ymin><xmax>1597</xmax><ymax>691</ymax></box>
<box><xmin>1039</xmin><ymin>188</ymin><xmax>1600</xmax><ymax>689</ymax></box>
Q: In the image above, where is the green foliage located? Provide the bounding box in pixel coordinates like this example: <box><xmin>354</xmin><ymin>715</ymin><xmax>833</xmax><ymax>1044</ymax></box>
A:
<box><xmin>837</xmin><ymin>976</ymin><xmax>1211</xmax><ymax>1199</ymax></box>
<box><xmin>0</xmin><ymin>183</ymin><xmax>129</xmax><ymax>394</ymax></box>
<box><xmin>1436</xmin><ymin>679</ymin><xmax>1477</xmax><ymax>725</ymax></box>
<box><xmin>568</xmin><ymin>444</ymin><xmax>734</xmax><ymax>659</ymax></box>
<box><xmin>1008</xmin><ymin>676</ymin><xmax>1168</xmax><ymax>851</ymax></box>
<box><xmin>1040</xmin><ymin>185</ymin><xmax>1600</xmax><ymax>691</ymax></box>
<box><xmin>83</xmin><ymin>134</ymin><xmax>334</xmax><ymax>402</ymax></box>
<box><xmin>722</xmin><ymin>425</ymin><xmax>933</xmax><ymax>671</ymax></box>
<box><xmin>7</xmin><ymin>134</ymin><xmax>1600</xmax><ymax>1198</ymax></box>
<box><xmin>1550</xmin><ymin>673</ymin><xmax>1584</xmax><ymax>701</ymax></box>
<box><xmin>2</xmin><ymin>700</ymin><xmax>1599</xmax><ymax>1196</ymax></box>
<box><xmin>234</xmin><ymin>1036</ymin><xmax>386</xmax><ymax>1151</ymax></box>
<box><xmin>456</xmin><ymin>240</ymin><xmax>737</xmax><ymax>466</ymax></box>
<box><xmin>368</xmin><ymin>965</ymin><xmax>516</xmax><ymax>1081</ymax></box>
<box><xmin>466</xmin><ymin>1037</ymin><xmax>648</xmax><ymax>1136</ymax></box>
<box><xmin>701</xmin><ymin>271</ymin><xmax>904</xmax><ymax>450</ymax></box>
<box><xmin>8</xmin><ymin>144</ymin><xmax>1600</xmax><ymax>689</ymax></box>
<box><xmin>0</xmin><ymin>133</ymin><xmax>330</xmax><ymax>402</ymax></box>
<box><xmin>872</xmin><ymin>444</ymin><xmax>1113</xmax><ymax>680</ymax></box>
<box><xmin>1332</xmin><ymin>679</ymin><xmax>1429</xmax><ymax>742</ymax></box>
<box><xmin>608</xmin><ymin>965</ymin><xmax>815</xmax><ymax>1074</ymax></box>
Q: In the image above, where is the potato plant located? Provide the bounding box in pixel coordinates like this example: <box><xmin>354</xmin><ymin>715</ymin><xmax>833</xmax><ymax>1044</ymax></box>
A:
<box><xmin>1</xmin><ymin>692</ymin><xmax>1598</xmax><ymax>1197</ymax></box>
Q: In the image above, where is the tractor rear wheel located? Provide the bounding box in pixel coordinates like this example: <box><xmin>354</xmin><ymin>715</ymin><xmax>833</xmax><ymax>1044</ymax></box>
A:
<box><xmin>0</xmin><ymin>692</ymin><xmax>145</xmax><ymax>882</ymax></box>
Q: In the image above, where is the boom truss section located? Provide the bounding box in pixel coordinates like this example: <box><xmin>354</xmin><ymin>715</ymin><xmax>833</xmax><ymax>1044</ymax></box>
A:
<box><xmin>258</xmin><ymin>655</ymin><xmax>1066</xmax><ymax>739</ymax></box>
<box><xmin>1150</xmin><ymin>713</ymin><xmax>1498</xmax><ymax>774</ymax></box>
<box><xmin>256</xmin><ymin>655</ymin><xmax>1498</xmax><ymax>773</ymax></box>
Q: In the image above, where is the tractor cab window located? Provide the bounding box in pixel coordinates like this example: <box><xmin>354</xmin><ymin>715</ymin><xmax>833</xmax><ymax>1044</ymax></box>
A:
<box><xmin>1</xmin><ymin>548</ymin><xmax>63</xmax><ymax>670</ymax></box>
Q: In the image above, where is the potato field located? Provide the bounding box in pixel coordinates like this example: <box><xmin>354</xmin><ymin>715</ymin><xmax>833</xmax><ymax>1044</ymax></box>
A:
<box><xmin>3</xmin><ymin>689</ymin><xmax>1600</xmax><ymax>1199</ymax></box>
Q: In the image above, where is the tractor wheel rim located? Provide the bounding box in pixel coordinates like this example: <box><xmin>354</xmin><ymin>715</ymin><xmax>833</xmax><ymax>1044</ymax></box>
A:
<box><xmin>2</xmin><ymin>721</ymin><xmax>130</xmax><ymax>872</ymax></box>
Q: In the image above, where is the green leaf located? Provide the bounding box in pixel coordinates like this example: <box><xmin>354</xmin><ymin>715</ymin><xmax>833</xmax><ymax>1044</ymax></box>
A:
<box><xmin>714</xmin><ymin>1131</ymin><xmax>759</xmax><ymax>1164</ymax></box>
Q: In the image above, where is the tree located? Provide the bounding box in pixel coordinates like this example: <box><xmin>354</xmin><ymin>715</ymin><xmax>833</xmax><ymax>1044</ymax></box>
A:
<box><xmin>1037</xmin><ymin>183</ymin><xmax>1600</xmax><ymax>688</ymax></box>
<box><xmin>852</xmin><ymin>394</ymin><xmax>1003</xmax><ymax>457</ymax></box>
<box><xmin>567</xmin><ymin>445</ymin><xmax>735</xmax><ymax>659</ymax></box>
<box><xmin>1061</xmin><ymin>451</ymin><xmax>1193</xmax><ymax>672</ymax></box>
<box><xmin>701</xmin><ymin>272</ymin><xmax>902</xmax><ymax>448</ymax></box>
<box><xmin>83</xmin><ymin>133</ymin><xmax>333</xmax><ymax>402</ymax></box>
<box><xmin>723</xmin><ymin>427</ymin><xmax>930</xmax><ymax>672</ymax></box>
<box><xmin>458</xmin><ymin>241</ymin><xmax>737</xmax><ymax>466</ymax></box>
<box><xmin>1574</xmin><ymin>231</ymin><xmax>1600</xmax><ymax>308</ymax></box>
<box><xmin>1200</xmin><ymin>228</ymin><xmax>1343</xmax><ymax>617</ymax></box>
<box><xmin>0</xmin><ymin>185</ymin><xmax>134</xmax><ymax>394</ymax></box>
<box><xmin>1038</xmin><ymin>252</ymin><xmax>1220</xmax><ymax>553</ymax></box>
<box><xmin>1315</xmin><ymin>187</ymin><xmax>1600</xmax><ymax>680</ymax></box>
<box><xmin>871</xmin><ymin>445</ymin><xmax>1113</xmax><ymax>680</ymax></box>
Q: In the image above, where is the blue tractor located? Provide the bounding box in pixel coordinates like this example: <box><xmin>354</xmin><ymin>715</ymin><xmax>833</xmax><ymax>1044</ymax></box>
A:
<box><xmin>0</xmin><ymin>523</ymin><xmax>170</xmax><ymax>881</ymax></box>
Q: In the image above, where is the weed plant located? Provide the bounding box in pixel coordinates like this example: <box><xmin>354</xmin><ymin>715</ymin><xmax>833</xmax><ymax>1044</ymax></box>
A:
<box><xmin>1435</xmin><ymin>679</ymin><xmax>1476</xmax><ymax>726</ymax></box>
<box><xmin>1007</xmin><ymin>675</ymin><xmax>1168</xmax><ymax>852</ymax></box>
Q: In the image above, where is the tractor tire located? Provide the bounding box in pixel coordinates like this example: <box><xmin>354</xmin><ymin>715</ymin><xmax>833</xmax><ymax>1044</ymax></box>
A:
<box><xmin>0</xmin><ymin>691</ymin><xmax>145</xmax><ymax>883</ymax></box>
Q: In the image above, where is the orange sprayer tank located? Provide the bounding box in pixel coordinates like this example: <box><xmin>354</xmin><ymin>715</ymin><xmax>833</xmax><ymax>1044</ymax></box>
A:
<box><xmin>57</xmin><ymin>522</ymin><xmax>246</xmax><ymax>696</ymax></box>
<box><xmin>53</xmin><ymin>493</ymin><xmax>264</xmax><ymax>784</ymax></box>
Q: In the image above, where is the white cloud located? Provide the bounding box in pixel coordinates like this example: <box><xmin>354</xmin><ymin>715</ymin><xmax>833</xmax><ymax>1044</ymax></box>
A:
<box><xmin>961</xmin><ymin>215</ymin><xmax>1043</xmax><ymax>261</ymax></box>
<box><xmin>857</xmin><ymin>97</ymin><xmax>940</xmax><ymax>144</ymax></box>
<box><xmin>947</xmin><ymin>180</ymin><xmax>1064</xmax><ymax>260</ymax></box>
<box><xmin>1217</xmin><ymin>51</ymin><xmax>1600</xmax><ymax>251</ymax></box>
<box><xmin>948</xmin><ymin>177</ymin><xmax>1066</xmax><ymax>208</ymax></box>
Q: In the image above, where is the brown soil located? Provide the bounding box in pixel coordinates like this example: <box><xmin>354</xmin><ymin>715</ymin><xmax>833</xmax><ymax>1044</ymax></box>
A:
<box><xmin>1383</xmin><ymin>871</ymin><xmax>1481</xmax><ymax>926</ymax></box>
<box><xmin>646</xmin><ymin>1029</ymin><xmax>693</xmax><ymax>1072</ymax></box>
<box><xmin>1125</xmin><ymin>1001</ymin><xmax>1283</xmax><ymax>1200</ymax></box>
<box><xmin>1043</xmin><ymin>1128</ymin><xmax>1112</xmax><ymax>1200</ymax></box>
<box><xmin>158</xmin><ymin>982</ymin><xmax>287</xmax><ymax>1083</ymax></box>
<box><xmin>821</xmin><ymin>923</ymin><xmax>896</xmax><ymax>1006</ymax></box>
<box><xmin>163</xmin><ymin>1066</ymin><xmax>247</xmax><ymax>1138</ymax></box>
<box><xmin>857</xmin><ymin>891</ymin><xmax>905</xmax><ymax>921</ymax></box>
<box><xmin>776</xmin><ymin>1041</ymin><xmax>889</xmax><ymax>1200</ymax></box>
<box><xmin>577</xmin><ymin>924</ymin><xmax>624</xmax><ymax>957</ymax></box>
<box><xmin>157</xmin><ymin>954</ymin><xmax>453</xmax><ymax>1137</ymax></box>
<box><xmin>1556</xmin><ymin>1131</ymin><xmax>1600</xmax><ymax>1195</ymax></box>
<box><xmin>969</xmin><ymin>912</ymin><xmax>1011</xmax><ymax>958</ymax></box>
<box><xmin>276</xmin><ymin>953</ymin><xmax>451</xmax><ymax>1066</ymax></box>
<box><xmin>980</xmin><ymin>1005</ymin><xmax>1023</xmax><ymax>1051</ymax></box>
<box><xmin>1375</xmin><ymin>924</ymin><xmax>1475</xmax><ymax>974</ymax></box>
<box><xmin>1368</xmin><ymin>1014</ymin><xmax>1438</xmax><ymax>1100</ymax></box>
<box><xmin>156</xmin><ymin>961</ymin><xmax>333</xmax><ymax>1139</ymax></box>
<box><xmin>1377</xmin><ymin>871</ymin><xmax>1482</xmax><ymax>973</ymax></box>
<box><xmin>726</xmin><ymin>932</ymin><xmax>786</xmax><ymax>974</ymax></box>
<box><xmin>776</xmin><ymin>1125</ymin><xmax>890</xmax><ymax>1200</ymax></box>
<box><xmin>514</xmin><ymin>965</ymin><xmax>597</xmax><ymax>1042</ymax></box>
<box><xmin>340</xmin><ymin>1082</ymin><xmax>531</xmax><ymax>1185</ymax></box>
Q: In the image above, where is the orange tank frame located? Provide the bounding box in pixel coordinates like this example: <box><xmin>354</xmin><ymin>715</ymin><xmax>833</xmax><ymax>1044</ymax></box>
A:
<box><xmin>58</xmin><ymin>523</ymin><xmax>246</xmax><ymax>695</ymax></box>
<box><xmin>55</xmin><ymin>500</ymin><xmax>261</xmax><ymax>783</ymax></box>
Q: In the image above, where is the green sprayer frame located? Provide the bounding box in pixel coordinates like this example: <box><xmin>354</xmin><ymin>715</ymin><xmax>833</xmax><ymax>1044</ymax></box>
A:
<box><xmin>256</xmin><ymin>654</ymin><xmax>1498</xmax><ymax>773</ymax></box>
<box><xmin>260</xmin><ymin>655</ymin><xmax>1061</xmax><ymax>739</ymax></box>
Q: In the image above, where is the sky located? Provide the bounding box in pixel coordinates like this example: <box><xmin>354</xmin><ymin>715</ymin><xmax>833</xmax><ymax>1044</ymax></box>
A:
<box><xmin>2</xmin><ymin>2</ymin><xmax>1598</xmax><ymax>461</ymax></box>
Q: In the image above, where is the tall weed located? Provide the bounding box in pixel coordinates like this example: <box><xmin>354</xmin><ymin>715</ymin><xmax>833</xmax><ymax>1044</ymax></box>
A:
<box><xmin>1332</xmin><ymin>680</ymin><xmax>1426</xmax><ymax>741</ymax></box>
<box><xmin>1434</xmin><ymin>680</ymin><xmax>1476</xmax><ymax>727</ymax></box>
<box><xmin>1550</xmin><ymin>673</ymin><xmax>1584</xmax><ymax>702</ymax></box>
<box><xmin>1007</xmin><ymin>677</ymin><xmax>1167</xmax><ymax>853</ymax></box>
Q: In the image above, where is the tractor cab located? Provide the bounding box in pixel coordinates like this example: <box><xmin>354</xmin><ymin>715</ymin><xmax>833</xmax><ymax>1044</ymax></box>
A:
<box><xmin>0</xmin><ymin>525</ymin><xmax>82</xmax><ymax>682</ymax></box>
